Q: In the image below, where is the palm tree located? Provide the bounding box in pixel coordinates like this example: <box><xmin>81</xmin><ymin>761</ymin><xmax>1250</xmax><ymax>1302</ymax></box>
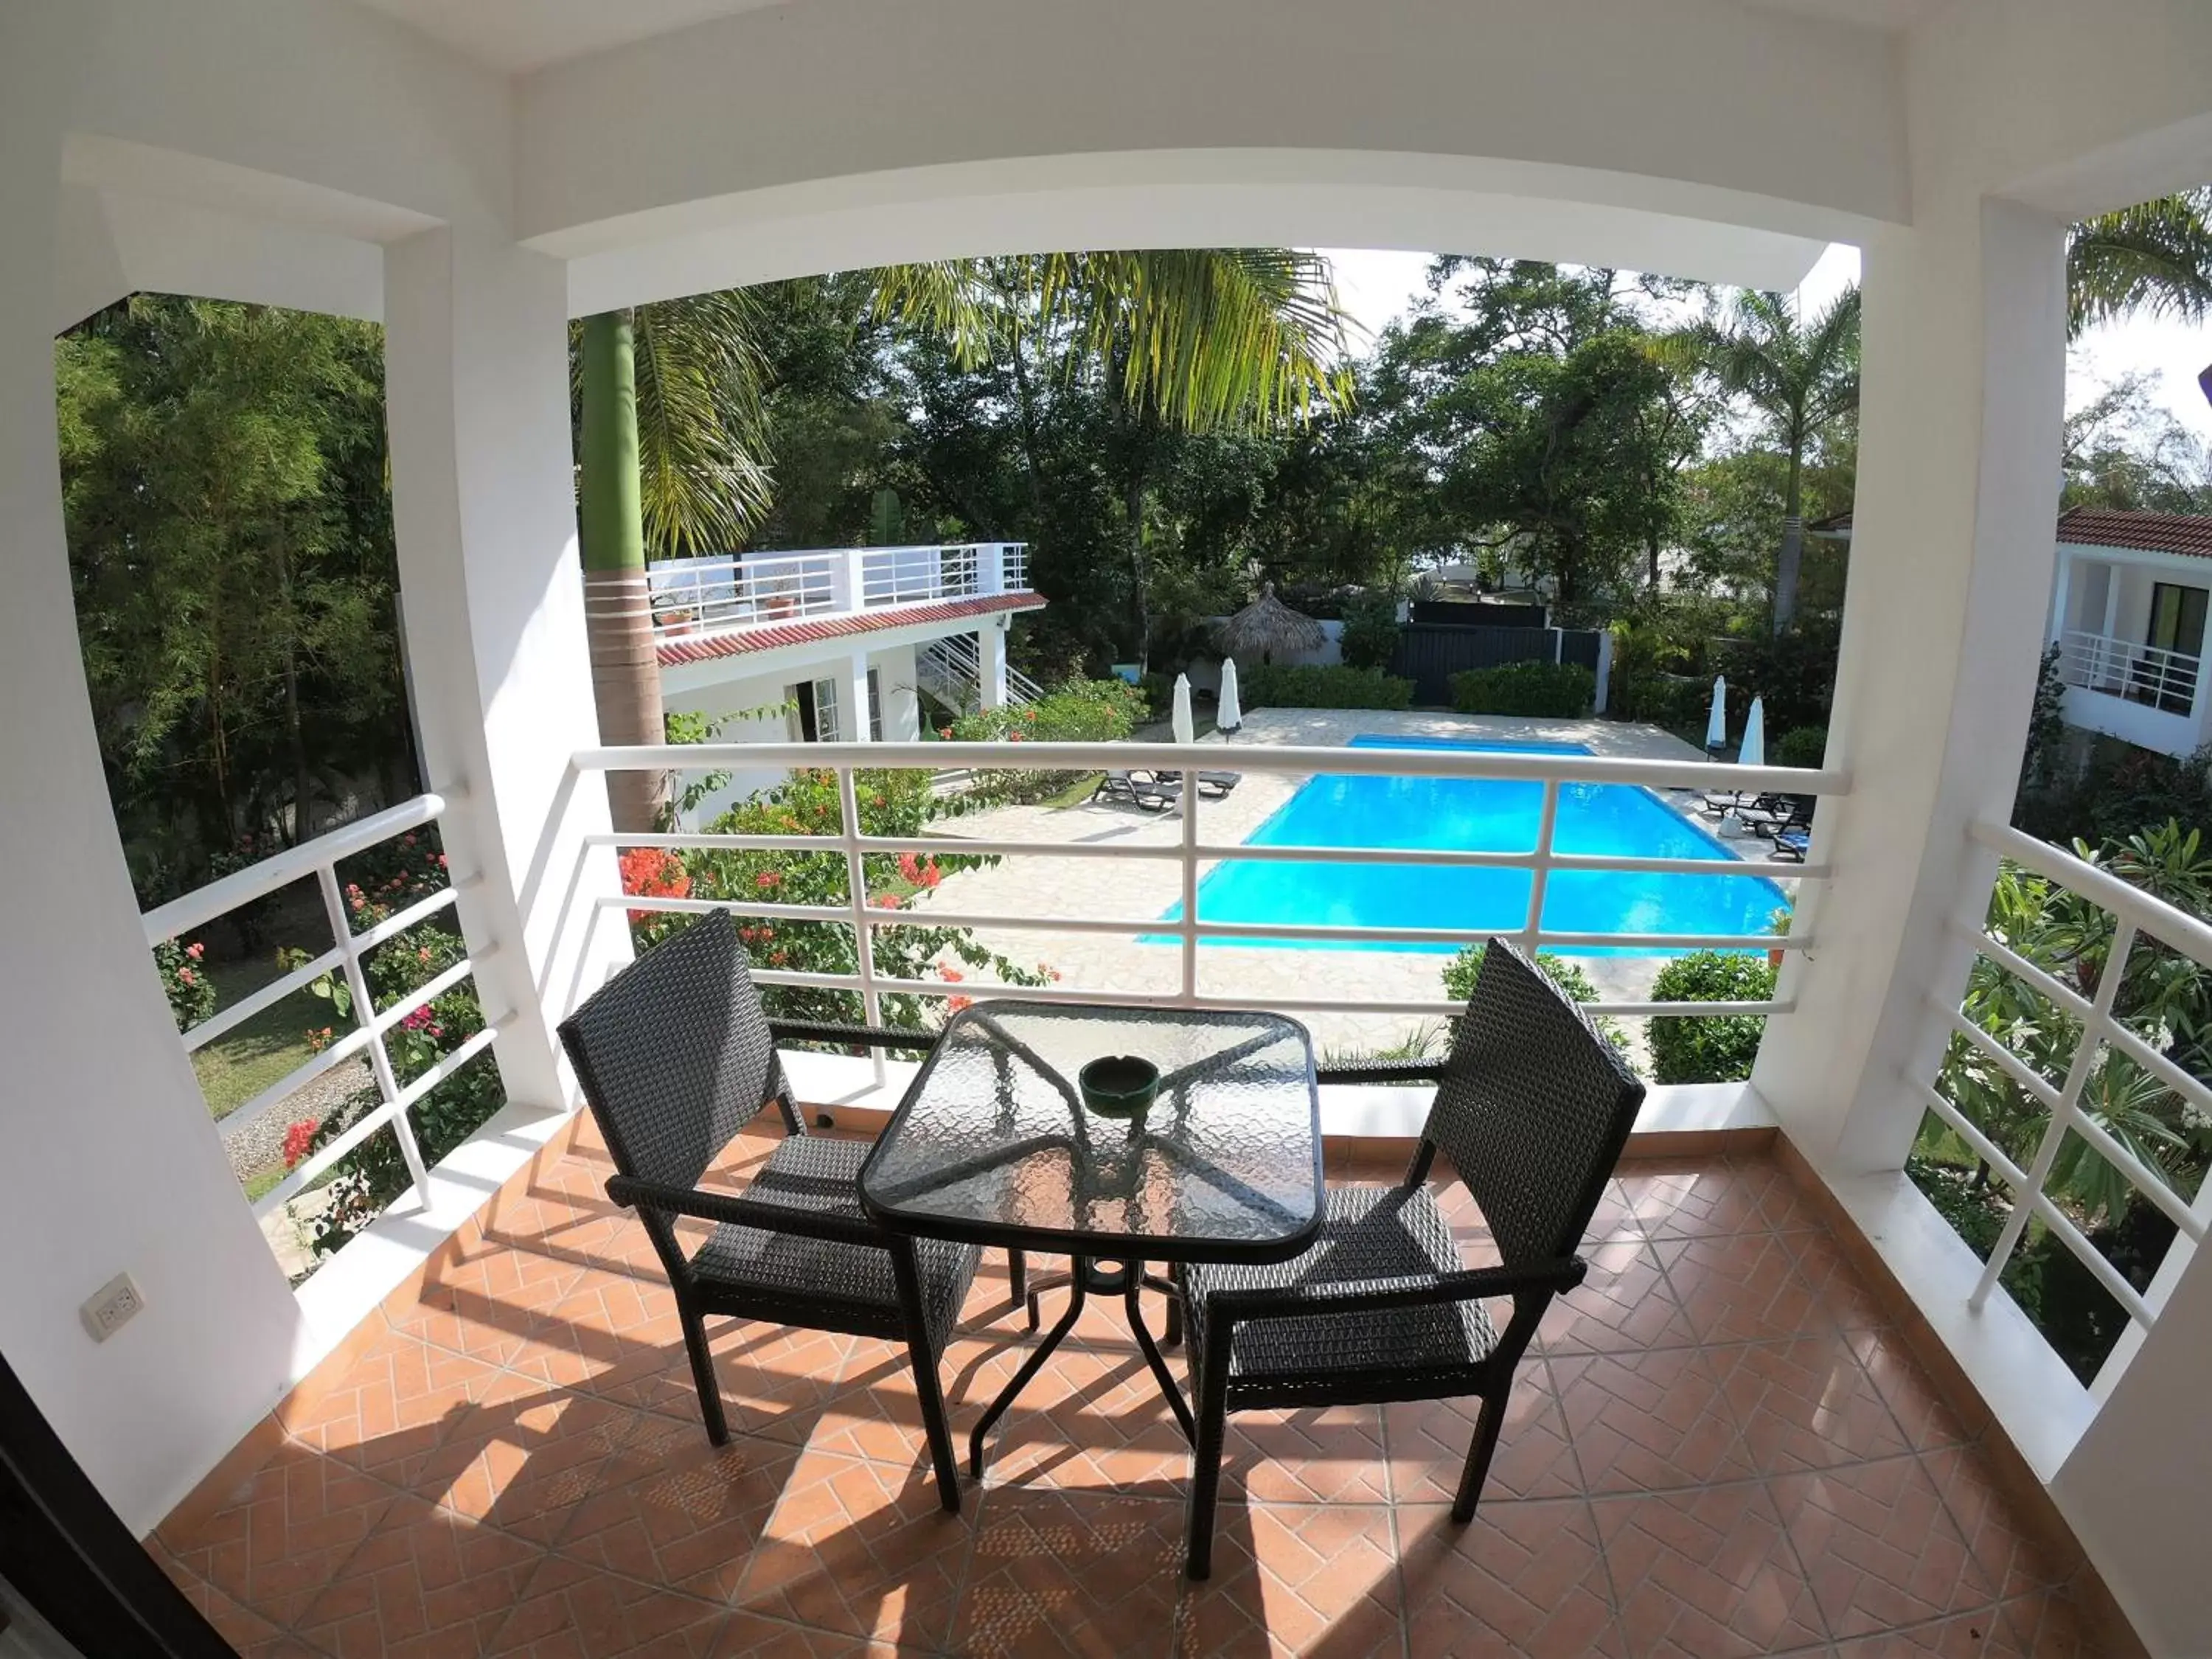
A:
<box><xmin>2067</xmin><ymin>187</ymin><xmax>2212</xmax><ymax>338</ymax></box>
<box><xmin>1668</xmin><ymin>287</ymin><xmax>1860</xmax><ymax>632</ymax></box>
<box><xmin>578</xmin><ymin>251</ymin><xmax>1352</xmax><ymax>827</ymax></box>
<box><xmin>577</xmin><ymin>295</ymin><xmax>772</xmax><ymax>832</ymax></box>
<box><xmin>876</xmin><ymin>250</ymin><xmax>1356</xmax><ymax>667</ymax></box>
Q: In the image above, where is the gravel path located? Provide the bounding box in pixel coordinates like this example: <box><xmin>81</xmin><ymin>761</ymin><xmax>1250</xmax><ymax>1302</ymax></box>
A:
<box><xmin>220</xmin><ymin>1055</ymin><xmax>375</xmax><ymax>1180</ymax></box>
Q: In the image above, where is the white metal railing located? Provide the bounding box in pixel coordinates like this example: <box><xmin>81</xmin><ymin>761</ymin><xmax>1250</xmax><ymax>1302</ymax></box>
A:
<box><xmin>647</xmin><ymin>550</ymin><xmax>842</xmax><ymax>636</ymax></box>
<box><xmin>574</xmin><ymin>740</ymin><xmax>1841</xmax><ymax>1025</ymax></box>
<box><xmin>1920</xmin><ymin>819</ymin><xmax>2212</xmax><ymax>1394</ymax></box>
<box><xmin>647</xmin><ymin>543</ymin><xmax>1031</xmax><ymax>642</ymax></box>
<box><xmin>917</xmin><ymin>633</ymin><xmax>1045</xmax><ymax>714</ymax></box>
<box><xmin>141</xmin><ymin>794</ymin><xmax>500</xmax><ymax>1224</ymax></box>
<box><xmin>2056</xmin><ymin>627</ymin><xmax>2202</xmax><ymax>714</ymax></box>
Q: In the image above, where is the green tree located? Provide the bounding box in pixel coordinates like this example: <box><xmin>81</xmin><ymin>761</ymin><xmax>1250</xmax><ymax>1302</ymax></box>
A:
<box><xmin>2067</xmin><ymin>188</ymin><xmax>2212</xmax><ymax>337</ymax></box>
<box><xmin>58</xmin><ymin>296</ymin><xmax>403</xmax><ymax>894</ymax></box>
<box><xmin>876</xmin><ymin>251</ymin><xmax>1356</xmax><ymax>667</ymax></box>
<box><xmin>1666</xmin><ymin>287</ymin><xmax>1860</xmax><ymax>633</ymax></box>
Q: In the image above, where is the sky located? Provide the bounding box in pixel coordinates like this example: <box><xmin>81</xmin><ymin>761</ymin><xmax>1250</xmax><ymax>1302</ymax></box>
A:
<box><xmin>1319</xmin><ymin>243</ymin><xmax>2212</xmax><ymax>445</ymax></box>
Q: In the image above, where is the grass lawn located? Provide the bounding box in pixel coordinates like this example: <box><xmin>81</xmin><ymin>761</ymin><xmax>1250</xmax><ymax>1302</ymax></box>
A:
<box><xmin>189</xmin><ymin>955</ymin><xmax>339</xmax><ymax>1120</ymax></box>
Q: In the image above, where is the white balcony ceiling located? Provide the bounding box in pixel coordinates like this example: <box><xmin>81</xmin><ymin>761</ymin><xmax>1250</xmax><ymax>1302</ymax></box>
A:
<box><xmin>346</xmin><ymin>0</ymin><xmax>1944</xmax><ymax>74</ymax></box>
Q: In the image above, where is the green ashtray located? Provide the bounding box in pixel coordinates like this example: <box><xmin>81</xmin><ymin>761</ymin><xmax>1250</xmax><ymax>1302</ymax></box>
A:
<box><xmin>1078</xmin><ymin>1054</ymin><xmax>1160</xmax><ymax>1119</ymax></box>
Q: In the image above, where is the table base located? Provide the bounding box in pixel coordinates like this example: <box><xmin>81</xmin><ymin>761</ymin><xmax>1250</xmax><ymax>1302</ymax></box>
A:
<box><xmin>968</xmin><ymin>1257</ymin><xmax>1193</xmax><ymax>1480</ymax></box>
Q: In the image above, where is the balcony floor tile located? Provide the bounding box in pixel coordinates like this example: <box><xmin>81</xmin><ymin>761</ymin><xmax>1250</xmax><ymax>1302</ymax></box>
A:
<box><xmin>147</xmin><ymin>1147</ymin><xmax>2105</xmax><ymax>1657</ymax></box>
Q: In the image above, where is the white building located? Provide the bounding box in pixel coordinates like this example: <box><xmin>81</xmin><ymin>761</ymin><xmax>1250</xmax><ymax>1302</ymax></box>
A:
<box><xmin>1822</xmin><ymin>506</ymin><xmax>2212</xmax><ymax>760</ymax></box>
<box><xmin>9</xmin><ymin>0</ymin><xmax>2212</xmax><ymax>1651</ymax></box>
<box><xmin>647</xmin><ymin>542</ymin><xmax>1045</xmax><ymax>816</ymax></box>
<box><xmin>2047</xmin><ymin>509</ymin><xmax>2211</xmax><ymax>758</ymax></box>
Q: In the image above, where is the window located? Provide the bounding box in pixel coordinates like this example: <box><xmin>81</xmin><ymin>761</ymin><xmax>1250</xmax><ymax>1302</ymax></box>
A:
<box><xmin>812</xmin><ymin>676</ymin><xmax>842</xmax><ymax>743</ymax></box>
<box><xmin>867</xmin><ymin>667</ymin><xmax>885</xmax><ymax>741</ymax></box>
<box><xmin>2143</xmin><ymin>583</ymin><xmax>2207</xmax><ymax>714</ymax></box>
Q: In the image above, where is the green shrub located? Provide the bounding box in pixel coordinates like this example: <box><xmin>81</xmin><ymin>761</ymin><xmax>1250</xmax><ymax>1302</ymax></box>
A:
<box><xmin>1646</xmin><ymin>951</ymin><xmax>1777</xmax><ymax>1083</ymax></box>
<box><xmin>1449</xmin><ymin>661</ymin><xmax>1595</xmax><ymax>718</ymax></box>
<box><xmin>1338</xmin><ymin>591</ymin><xmax>1403</xmax><ymax>672</ymax></box>
<box><xmin>945</xmin><ymin>680</ymin><xmax>1143</xmax><ymax>804</ymax></box>
<box><xmin>1774</xmin><ymin>726</ymin><xmax>1829</xmax><ymax>770</ymax></box>
<box><xmin>1442</xmin><ymin>943</ymin><xmax>1627</xmax><ymax>1052</ymax></box>
<box><xmin>1242</xmin><ymin>663</ymin><xmax>1413</xmax><ymax>711</ymax></box>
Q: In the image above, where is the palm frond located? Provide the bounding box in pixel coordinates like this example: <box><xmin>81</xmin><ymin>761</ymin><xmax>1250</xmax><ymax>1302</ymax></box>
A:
<box><xmin>2068</xmin><ymin>189</ymin><xmax>2212</xmax><ymax>338</ymax></box>
<box><xmin>630</xmin><ymin>291</ymin><xmax>774</xmax><ymax>554</ymax></box>
<box><xmin>1043</xmin><ymin>249</ymin><xmax>1356</xmax><ymax>432</ymax></box>
<box><xmin>868</xmin><ymin>261</ymin><xmax>999</xmax><ymax>369</ymax></box>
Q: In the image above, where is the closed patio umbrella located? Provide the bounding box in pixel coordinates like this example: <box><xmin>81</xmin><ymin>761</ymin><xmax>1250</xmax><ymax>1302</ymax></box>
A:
<box><xmin>1705</xmin><ymin>676</ymin><xmax>1728</xmax><ymax>755</ymax></box>
<box><xmin>1739</xmin><ymin>696</ymin><xmax>1767</xmax><ymax>769</ymax></box>
<box><xmin>1172</xmin><ymin>674</ymin><xmax>1197</xmax><ymax>746</ymax></box>
<box><xmin>1217</xmin><ymin>658</ymin><xmax>1242</xmax><ymax>735</ymax></box>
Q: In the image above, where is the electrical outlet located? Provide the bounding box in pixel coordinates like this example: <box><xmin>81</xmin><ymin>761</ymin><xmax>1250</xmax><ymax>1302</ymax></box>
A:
<box><xmin>80</xmin><ymin>1273</ymin><xmax>145</xmax><ymax>1343</ymax></box>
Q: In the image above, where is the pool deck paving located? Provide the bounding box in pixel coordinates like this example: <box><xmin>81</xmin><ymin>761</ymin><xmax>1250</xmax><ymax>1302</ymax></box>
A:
<box><xmin>903</xmin><ymin>710</ymin><xmax>1792</xmax><ymax>1065</ymax></box>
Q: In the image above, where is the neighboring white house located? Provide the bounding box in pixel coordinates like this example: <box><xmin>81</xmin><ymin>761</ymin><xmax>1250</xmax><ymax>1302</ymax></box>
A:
<box><xmin>2046</xmin><ymin>509</ymin><xmax>2211</xmax><ymax>759</ymax></box>
<box><xmin>648</xmin><ymin>541</ymin><xmax>1046</xmax><ymax>818</ymax></box>
<box><xmin>1817</xmin><ymin>507</ymin><xmax>2212</xmax><ymax>760</ymax></box>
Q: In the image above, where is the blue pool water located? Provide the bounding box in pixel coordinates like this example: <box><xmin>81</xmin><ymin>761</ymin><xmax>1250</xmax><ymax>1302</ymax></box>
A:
<box><xmin>1153</xmin><ymin>735</ymin><xmax>1786</xmax><ymax>955</ymax></box>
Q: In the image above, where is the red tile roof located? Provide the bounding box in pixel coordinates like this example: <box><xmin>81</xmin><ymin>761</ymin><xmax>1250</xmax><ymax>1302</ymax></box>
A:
<box><xmin>655</xmin><ymin>591</ymin><xmax>1042</xmax><ymax>667</ymax></box>
<box><xmin>2056</xmin><ymin>507</ymin><xmax>2212</xmax><ymax>558</ymax></box>
<box><xmin>1811</xmin><ymin>506</ymin><xmax>2212</xmax><ymax>560</ymax></box>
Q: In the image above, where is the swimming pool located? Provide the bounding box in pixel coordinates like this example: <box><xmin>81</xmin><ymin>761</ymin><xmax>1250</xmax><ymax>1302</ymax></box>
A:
<box><xmin>1154</xmin><ymin>735</ymin><xmax>1787</xmax><ymax>956</ymax></box>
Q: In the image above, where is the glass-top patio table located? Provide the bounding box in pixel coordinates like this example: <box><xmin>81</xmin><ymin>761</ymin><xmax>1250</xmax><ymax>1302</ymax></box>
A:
<box><xmin>856</xmin><ymin>1000</ymin><xmax>1323</xmax><ymax>1476</ymax></box>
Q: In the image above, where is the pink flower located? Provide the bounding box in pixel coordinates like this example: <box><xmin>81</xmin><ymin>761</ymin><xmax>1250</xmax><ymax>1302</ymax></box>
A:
<box><xmin>921</xmin><ymin>860</ymin><xmax>942</xmax><ymax>889</ymax></box>
<box><xmin>176</xmin><ymin>967</ymin><xmax>195</xmax><ymax>985</ymax></box>
<box><xmin>417</xmin><ymin>946</ymin><xmax>432</xmax><ymax>963</ymax></box>
<box><xmin>185</xmin><ymin>942</ymin><xmax>204</xmax><ymax>960</ymax></box>
<box><xmin>282</xmin><ymin>1119</ymin><xmax>320</xmax><ymax>1169</ymax></box>
<box><xmin>754</xmin><ymin>870</ymin><xmax>782</xmax><ymax>891</ymax></box>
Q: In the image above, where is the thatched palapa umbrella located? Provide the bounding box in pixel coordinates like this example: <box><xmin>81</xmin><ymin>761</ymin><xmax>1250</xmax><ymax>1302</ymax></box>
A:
<box><xmin>1214</xmin><ymin>583</ymin><xmax>1324</xmax><ymax>664</ymax></box>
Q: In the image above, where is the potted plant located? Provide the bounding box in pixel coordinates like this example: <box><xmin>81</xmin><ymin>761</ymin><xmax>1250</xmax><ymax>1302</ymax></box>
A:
<box><xmin>658</xmin><ymin>607</ymin><xmax>698</xmax><ymax>636</ymax></box>
<box><xmin>1767</xmin><ymin>904</ymin><xmax>1792</xmax><ymax>970</ymax></box>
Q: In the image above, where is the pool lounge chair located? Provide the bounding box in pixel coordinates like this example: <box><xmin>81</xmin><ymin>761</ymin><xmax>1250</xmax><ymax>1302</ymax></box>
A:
<box><xmin>1093</xmin><ymin>769</ymin><xmax>1183</xmax><ymax>812</ymax></box>
<box><xmin>1156</xmin><ymin>769</ymin><xmax>1242</xmax><ymax>798</ymax></box>
<box><xmin>1771</xmin><ymin>825</ymin><xmax>1810</xmax><ymax>863</ymax></box>
<box><xmin>1737</xmin><ymin>793</ymin><xmax>1814</xmax><ymax>838</ymax></box>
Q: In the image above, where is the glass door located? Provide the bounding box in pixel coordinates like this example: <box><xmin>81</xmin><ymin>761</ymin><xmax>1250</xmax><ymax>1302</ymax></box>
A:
<box><xmin>2146</xmin><ymin>583</ymin><xmax>2208</xmax><ymax>714</ymax></box>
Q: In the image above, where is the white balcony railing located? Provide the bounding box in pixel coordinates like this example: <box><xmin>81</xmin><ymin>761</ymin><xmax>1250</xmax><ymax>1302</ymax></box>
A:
<box><xmin>573</xmin><ymin>740</ymin><xmax>1843</xmax><ymax>1027</ymax></box>
<box><xmin>647</xmin><ymin>543</ymin><xmax>1030</xmax><ymax>643</ymax></box>
<box><xmin>140</xmin><ymin>795</ymin><xmax>499</xmax><ymax>1234</ymax></box>
<box><xmin>2056</xmin><ymin>627</ymin><xmax>2202</xmax><ymax>714</ymax></box>
<box><xmin>1920</xmin><ymin>819</ymin><xmax>2212</xmax><ymax>1396</ymax></box>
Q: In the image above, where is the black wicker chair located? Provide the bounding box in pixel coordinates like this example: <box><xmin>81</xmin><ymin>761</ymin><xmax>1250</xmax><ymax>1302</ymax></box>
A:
<box><xmin>557</xmin><ymin>909</ymin><xmax>1001</xmax><ymax>1512</ymax></box>
<box><xmin>1172</xmin><ymin>938</ymin><xmax>1645</xmax><ymax>1576</ymax></box>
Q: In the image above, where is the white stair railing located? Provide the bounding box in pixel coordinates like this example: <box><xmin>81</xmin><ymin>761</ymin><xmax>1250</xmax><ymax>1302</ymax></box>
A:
<box><xmin>917</xmin><ymin>633</ymin><xmax>1043</xmax><ymax>715</ymax></box>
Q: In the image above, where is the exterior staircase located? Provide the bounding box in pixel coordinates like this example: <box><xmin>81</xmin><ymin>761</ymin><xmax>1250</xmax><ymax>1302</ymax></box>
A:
<box><xmin>915</xmin><ymin>633</ymin><xmax>1043</xmax><ymax>717</ymax></box>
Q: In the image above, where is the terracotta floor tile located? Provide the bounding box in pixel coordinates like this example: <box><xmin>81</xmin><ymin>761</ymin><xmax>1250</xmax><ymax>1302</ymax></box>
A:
<box><xmin>416</xmin><ymin>1388</ymin><xmax>678</xmax><ymax>1543</ymax></box>
<box><xmin>1832</xmin><ymin>1609</ymin><xmax>2008</xmax><ymax>1655</ymax></box>
<box><xmin>293</xmin><ymin>1490</ymin><xmax>549</xmax><ymax>1658</ymax></box>
<box><xmin>1593</xmin><ymin>1481</ymin><xmax>1829</xmax><ymax>1658</ymax></box>
<box><xmin>1537</xmin><ymin>1238</ymin><xmax>1697</xmax><ymax>1354</ymax></box>
<box><xmin>1844</xmin><ymin>1329</ymin><xmax>1978</xmax><ymax>1453</ymax></box>
<box><xmin>1986</xmin><ymin>1588</ymin><xmax>2095</xmax><ymax>1658</ymax></box>
<box><xmin>1711</xmin><ymin>1335</ymin><xmax>1915</xmax><ymax>1474</ymax></box>
<box><xmin>1169</xmin><ymin>1502</ymin><xmax>1402</xmax><ymax>1658</ymax></box>
<box><xmin>988</xmin><ymin>1344</ymin><xmax>1191</xmax><ymax>1499</ymax></box>
<box><xmin>582</xmin><ymin>1321</ymin><xmax>852</xmax><ymax>1444</ymax></box>
<box><xmin>1771</xmin><ymin>1455</ymin><xmax>1999</xmax><ymax>1639</ymax></box>
<box><xmin>157</xmin><ymin>1439</ymin><xmax>400</xmax><ymax>1629</ymax></box>
<box><xmin>1918</xmin><ymin>1447</ymin><xmax>2079</xmax><ymax>1602</ymax></box>
<box><xmin>484</xmin><ymin>1555</ymin><xmax>735</xmax><ymax>1658</ymax></box>
<box><xmin>955</xmin><ymin>1486</ymin><xmax>1186</xmax><ymax>1658</ymax></box>
<box><xmin>1220</xmin><ymin>1405</ymin><xmax>1387</xmax><ymax>1506</ymax></box>
<box><xmin>982</xmin><ymin>1257</ymin><xmax>1186</xmax><ymax>1353</ymax></box>
<box><xmin>156</xmin><ymin>1549</ymin><xmax>310</xmax><ymax>1658</ymax></box>
<box><xmin>1385</xmin><ymin>1368</ymin><xmax>1579</xmax><ymax>1504</ymax></box>
<box><xmin>1620</xmin><ymin>1157</ymin><xmax>1823</xmax><ymax>1239</ymax></box>
<box><xmin>554</xmin><ymin>1433</ymin><xmax>801</xmax><ymax>1603</ymax></box>
<box><xmin>1552</xmin><ymin>1346</ymin><xmax>1756</xmax><ymax>1493</ymax></box>
<box><xmin>731</xmin><ymin>1448</ymin><xmax>973</xmax><ymax>1649</ymax></box>
<box><xmin>814</xmin><ymin>1334</ymin><xmax>1026</xmax><ymax>1471</ymax></box>
<box><xmin>1656</xmin><ymin>1233</ymin><xmax>1835</xmax><ymax>1345</ymax></box>
<box><xmin>506</xmin><ymin>1270</ymin><xmax>691</xmax><ymax>1394</ymax></box>
<box><xmin>1784</xmin><ymin>1231</ymin><xmax>1895</xmax><ymax>1330</ymax></box>
<box><xmin>709</xmin><ymin>1610</ymin><xmax>907</xmax><ymax>1656</ymax></box>
<box><xmin>1399</xmin><ymin>1498</ymin><xmax>1626</xmax><ymax>1658</ymax></box>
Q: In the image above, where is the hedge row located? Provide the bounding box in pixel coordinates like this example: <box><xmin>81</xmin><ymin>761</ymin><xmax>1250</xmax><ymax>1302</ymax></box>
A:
<box><xmin>1448</xmin><ymin>661</ymin><xmax>1595</xmax><ymax>718</ymax></box>
<box><xmin>1242</xmin><ymin>663</ymin><xmax>1414</xmax><ymax>710</ymax></box>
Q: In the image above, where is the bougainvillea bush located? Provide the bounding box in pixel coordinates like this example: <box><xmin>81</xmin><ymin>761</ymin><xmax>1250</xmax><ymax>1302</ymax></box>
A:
<box><xmin>943</xmin><ymin>680</ymin><xmax>1144</xmax><ymax>805</ymax></box>
<box><xmin>279</xmin><ymin>826</ymin><xmax>502</xmax><ymax>1259</ymax></box>
<box><xmin>624</xmin><ymin>766</ymin><xmax>1051</xmax><ymax>1029</ymax></box>
<box><xmin>153</xmin><ymin>937</ymin><xmax>218</xmax><ymax>1032</ymax></box>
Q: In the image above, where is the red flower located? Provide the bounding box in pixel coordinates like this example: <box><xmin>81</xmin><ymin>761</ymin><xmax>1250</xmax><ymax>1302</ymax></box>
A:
<box><xmin>417</xmin><ymin>945</ymin><xmax>432</xmax><ymax>964</ymax></box>
<box><xmin>175</xmin><ymin>966</ymin><xmax>195</xmax><ymax>985</ymax></box>
<box><xmin>897</xmin><ymin>850</ymin><xmax>922</xmax><ymax>884</ymax></box>
<box><xmin>282</xmin><ymin>1119</ymin><xmax>320</xmax><ymax>1169</ymax></box>
<box><xmin>754</xmin><ymin>870</ymin><xmax>782</xmax><ymax>891</ymax></box>
<box><xmin>939</xmin><ymin>966</ymin><xmax>964</xmax><ymax>983</ymax></box>
<box><xmin>872</xmin><ymin>893</ymin><xmax>901</xmax><ymax>908</ymax></box>
<box><xmin>922</xmin><ymin>860</ymin><xmax>942</xmax><ymax>889</ymax></box>
<box><xmin>946</xmin><ymin>995</ymin><xmax>973</xmax><ymax>1014</ymax></box>
<box><xmin>939</xmin><ymin>726</ymin><xmax>954</xmax><ymax>740</ymax></box>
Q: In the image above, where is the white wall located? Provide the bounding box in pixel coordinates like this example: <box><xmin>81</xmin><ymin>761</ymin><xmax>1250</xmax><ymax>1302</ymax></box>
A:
<box><xmin>0</xmin><ymin>1</ymin><xmax>301</xmax><ymax>1535</ymax></box>
<box><xmin>664</xmin><ymin>667</ymin><xmax>799</xmax><ymax>822</ymax></box>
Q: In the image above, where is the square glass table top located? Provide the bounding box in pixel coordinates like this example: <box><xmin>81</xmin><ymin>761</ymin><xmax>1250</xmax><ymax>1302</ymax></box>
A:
<box><xmin>857</xmin><ymin>1001</ymin><xmax>1322</xmax><ymax>1263</ymax></box>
